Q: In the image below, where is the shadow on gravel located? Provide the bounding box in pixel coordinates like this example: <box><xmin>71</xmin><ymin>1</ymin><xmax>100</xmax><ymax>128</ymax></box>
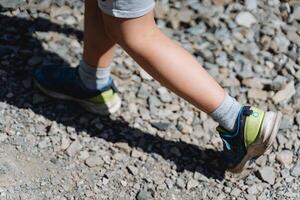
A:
<box><xmin>0</xmin><ymin>8</ymin><xmax>226</xmax><ymax>180</ymax></box>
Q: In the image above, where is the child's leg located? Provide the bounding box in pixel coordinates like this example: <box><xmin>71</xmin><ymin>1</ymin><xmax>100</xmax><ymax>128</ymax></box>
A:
<box><xmin>33</xmin><ymin>0</ymin><xmax>122</xmax><ymax>114</ymax></box>
<box><xmin>83</xmin><ymin>0</ymin><xmax>116</xmax><ymax>68</ymax></box>
<box><xmin>101</xmin><ymin>11</ymin><xmax>225</xmax><ymax>114</ymax></box>
<box><xmin>79</xmin><ymin>0</ymin><xmax>116</xmax><ymax>91</ymax></box>
<box><xmin>101</xmin><ymin>10</ymin><xmax>282</xmax><ymax>173</ymax></box>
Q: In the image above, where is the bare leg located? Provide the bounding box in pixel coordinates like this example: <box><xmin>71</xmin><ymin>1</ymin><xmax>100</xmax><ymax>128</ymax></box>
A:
<box><xmin>83</xmin><ymin>0</ymin><xmax>116</xmax><ymax>68</ymax></box>
<box><xmin>101</xmin><ymin>11</ymin><xmax>225</xmax><ymax>113</ymax></box>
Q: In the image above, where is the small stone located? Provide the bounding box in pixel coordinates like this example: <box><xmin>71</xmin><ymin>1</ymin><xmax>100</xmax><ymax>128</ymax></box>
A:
<box><xmin>176</xmin><ymin>178</ymin><xmax>185</xmax><ymax>189</ymax></box>
<box><xmin>178</xmin><ymin>8</ymin><xmax>194</xmax><ymax>23</ymax></box>
<box><xmin>170</xmin><ymin>146</ymin><xmax>181</xmax><ymax>157</ymax></box>
<box><xmin>279</xmin><ymin>115</ymin><xmax>293</xmax><ymax>130</ymax></box>
<box><xmin>136</xmin><ymin>188</ymin><xmax>153</xmax><ymax>200</ymax></box>
<box><xmin>291</xmin><ymin>7</ymin><xmax>300</xmax><ymax>20</ymax></box>
<box><xmin>131</xmin><ymin>149</ymin><xmax>144</xmax><ymax>158</ymax></box>
<box><xmin>273</xmin><ymin>81</ymin><xmax>295</xmax><ymax>103</ymax></box>
<box><xmin>291</xmin><ymin>160</ymin><xmax>300</xmax><ymax>177</ymax></box>
<box><xmin>247</xmin><ymin>185</ymin><xmax>258</xmax><ymax>195</ymax></box>
<box><xmin>242</xmin><ymin>78</ymin><xmax>263</xmax><ymax>89</ymax></box>
<box><xmin>127</xmin><ymin>165</ymin><xmax>139</xmax><ymax>175</ymax></box>
<box><xmin>287</xmin><ymin>31</ymin><xmax>300</xmax><ymax>47</ymax></box>
<box><xmin>258</xmin><ymin>166</ymin><xmax>276</xmax><ymax>185</ymax></box>
<box><xmin>151</xmin><ymin>122</ymin><xmax>170</xmax><ymax>131</ymax></box>
<box><xmin>78</xmin><ymin>151</ymin><xmax>90</xmax><ymax>160</ymax></box>
<box><xmin>235</xmin><ymin>12</ymin><xmax>257</xmax><ymax>28</ymax></box>
<box><xmin>66</xmin><ymin>140</ymin><xmax>82</xmax><ymax>157</ymax></box>
<box><xmin>186</xmin><ymin>179</ymin><xmax>198</xmax><ymax>190</ymax></box>
<box><xmin>231</xmin><ymin>188</ymin><xmax>241</xmax><ymax>197</ymax></box>
<box><xmin>61</xmin><ymin>137</ymin><xmax>70</xmax><ymax>150</ymax></box>
<box><xmin>245</xmin><ymin>194</ymin><xmax>257</xmax><ymax>200</ymax></box>
<box><xmin>28</xmin><ymin>57</ymin><xmax>42</xmax><ymax>67</ymax></box>
<box><xmin>212</xmin><ymin>0</ymin><xmax>224</xmax><ymax>6</ymax></box>
<box><xmin>157</xmin><ymin>87</ymin><xmax>172</xmax><ymax>103</ymax></box>
<box><xmin>276</xmin><ymin>150</ymin><xmax>293</xmax><ymax>166</ymax></box>
<box><xmin>245</xmin><ymin>0</ymin><xmax>257</xmax><ymax>10</ymax></box>
<box><xmin>248</xmin><ymin>89</ymin><xmax>268</xmax><ymax>100</ymax></box>
<box><xmin>38</xmin><ymin>138</ymin><xmax>50</xmax><ymax>149</ymax></box>
<box><xmin>274</xmin><ymin>34</ymin><xmax>290</xmax><ymax>53</ymax></box>
<box><xmin>0</xmin><ymin>133</ymin><xmax>8</xmax><ymax>142</ymax></box>
<box><xmin>165</xmin><ymin>179</ymin><xmax>173</xmax><ymax>189</ymax></box>
<box><xmin>139</xmin><ymin>68</ymin><xmax>153</xmax><ymax>80</ymax></box>
<box><xmin>0</xmin><ymin>0</ymin><xmax>24</xmax><ymax>8</ymax></box>
<box><xmin>85</xmin><ymin>156</ymin><xmax>104</xmax><ymax>167</ymax></box>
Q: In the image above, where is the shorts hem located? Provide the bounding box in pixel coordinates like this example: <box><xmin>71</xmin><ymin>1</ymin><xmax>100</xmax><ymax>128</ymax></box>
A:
<box><xmin>99</xmin><ymin>2</ymin><xmax>155</xmax><ymax>18</ymax></box>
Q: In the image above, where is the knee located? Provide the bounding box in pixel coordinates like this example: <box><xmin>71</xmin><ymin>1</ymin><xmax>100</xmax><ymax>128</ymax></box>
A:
<box><xmin>102</xmin><ymin>14</ymin><xmax>155</xmax><ymax>50</ymax></box>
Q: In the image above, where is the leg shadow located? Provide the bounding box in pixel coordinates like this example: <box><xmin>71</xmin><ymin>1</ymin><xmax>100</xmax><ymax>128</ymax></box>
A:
<box><xmin>0</xmin><ymin>7</ymin><xmax>225</xmax><ymax>180</ymax></box>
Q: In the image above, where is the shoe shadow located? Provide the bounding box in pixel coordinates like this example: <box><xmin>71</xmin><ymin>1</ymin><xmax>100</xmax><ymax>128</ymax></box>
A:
<box><xmin>0</xmin><ymin>7</ymin><xmax>225</xmax><ymax>180</ymax></box>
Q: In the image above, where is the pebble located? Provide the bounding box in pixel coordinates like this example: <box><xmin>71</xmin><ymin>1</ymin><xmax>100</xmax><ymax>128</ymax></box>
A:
<box><xmin>186</xmin><ymin>179</ymin><xmax>198</xmax><ymax>190</ymax></box>
<box><xmin>85</xmin><ymin>156</ymin><xmax>104</xmax><ymax>167</ymax></box>
<box><xmin>258</xmin><ymin>166</ymin><xmax>276</xmax><ymax>185</ymax></box>
<box><xmin>235</xmin><ymin>12</ymin><xmax>257</xmax><ymax>28</ymax></box>
<box><xmin>127</xmin><ymin>165</ymin><xmax>139</xmax><ymax>176</ymax></box>
<box><xmin>136</xmin><ymin>188</ymin><xmax>154</xmax><ymax>200</ymax></box>
<box><xmin>157</xmin><ymin>87</ymin><xmax>172</xmax><ymax>103</ymax></box>
<box><xmin>248</xmin><ymin>89</ymin><xmax>268</xmax><ymax>100</ymax></box>
<box><xmin>245</xmin><ymin>0</ymin><xmax>257</xmax><ymax>10</ymax></box>
<box><xmin>176</xmin><ymin>178</ymin><xmax>185</xmax><ymax>189</ymax></box>
<box><xmin>291</xmin><ymin>160</ymin><xmax>300</xmax><ymax>177</ymax></box>
<box><xmin>273</xmin><ymin>81</ymin><xmax>296</xmax><ymax>103</ymax></box>
<box><xmin>276</xmin><ymin>150</ymin><xmax>293</xmax><ymax>167</ymax></box>
<box><xmin>151</xmin><ymin>122</ymin><xmax>170</xmax><ymax>131</ymax></box>
<box><xmin>61</xmin><ymin>137</ymin><xmax>70</xmax><ymax>150</ymax></box>
<box><xmin>66</xmin><ymin>140</ymin><xmax>82</xmax><ymax>157</ymax></box>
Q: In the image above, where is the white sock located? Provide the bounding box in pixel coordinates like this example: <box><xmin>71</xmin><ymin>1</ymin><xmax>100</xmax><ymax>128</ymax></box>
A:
<box><xmin>78</xmin><ymin>61</ymin><xmax>111</xmax><ymax>90</ymax></box>
<box><xmin>210</xmin><ymin>93</ymin><xmax>242</xmax><ymax>132</ymax></box>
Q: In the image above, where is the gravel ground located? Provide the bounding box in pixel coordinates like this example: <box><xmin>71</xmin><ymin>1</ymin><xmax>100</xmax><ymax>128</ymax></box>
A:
<box><xmin>0</xmin><ymin>0</ymin><xmax>300</xmax><ymax>199</ymax></box>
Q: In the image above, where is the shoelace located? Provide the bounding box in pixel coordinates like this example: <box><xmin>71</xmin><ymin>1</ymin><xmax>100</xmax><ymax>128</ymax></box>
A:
<box><xmin>220</xmin><ymin>107</ymin><xmax>253</xmax><ymax>150</ymax></box>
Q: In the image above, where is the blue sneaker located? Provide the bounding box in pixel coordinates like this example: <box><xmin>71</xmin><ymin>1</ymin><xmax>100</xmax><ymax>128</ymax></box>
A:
<box><xmin>33</xmin><ymin>65</ymin><xmax>121</xmax><ymax>115</ymax></box>
<box><xmin>217</xmin><ymin>106</ymin><xmax>282</xmax><ymax>173</ymax></box>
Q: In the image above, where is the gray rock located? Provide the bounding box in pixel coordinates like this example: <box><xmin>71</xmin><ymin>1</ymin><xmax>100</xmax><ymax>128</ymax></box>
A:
<box><xmin>287</xmin><ymin>31</ymin><xmax>300</xmax><ymax>47</ymax></box>
<box><xmin>186</xmin><ymin>179</ymin><xmax>198</xmax><ymax>190</ymax></box>
<box><xmin>136</xmin><ymin>188</ymin><xmax>154</xmax><ymax>200</ymax></box>
<box><xmin>127</xmin><ymin>165</ymin><xmax>139</xmax><ymax>176</ymax></box>
<box><xmin>176</xmin><ymin>178</ymin><xmax>185</xmax><ymax>189</ymax></box>
<box><xmin>157</xmin><ymin>87</ymin><xmax>172</xmax><ymax>103</ymax></box>
<box><xmin>258</xmin><ymin>166</ymin><xmax>276</xmax><ymax>185</ymax></box>
<box><xmin>235</xmin><ymin>12</ymin><xmax>257</xmax><ymax>28</ymax></box>
<box><xmin>245</xmin><ymin>0</ymin><xmax>257</xmax><ymax>10</ymax></box>
<box><xmin>231</xmin><ymin>188</ymin><xmax>241</xmax><ymax>197</ymax></box>
<box><xmin>248</xmin><ymin>89</ymin><xmax>268</xmax><ymax>101</ymax></box>
<box><xmin>0</xmin><ymin>0</ymin><xmax>24</xmax><ymax>8</ymax></box>
<box><xmin>291</xmin><ymin>160</ymin><xmax>300</xmax><ymax>177</ymax></box>
<box><xmin>274</xmin><ymin>34</ymin><xmax>290</xmax><ymax>53</ymax></box>
<box><xmin>276</xmin><ymin>150</ymin><xmax>293</xmax><ymax>166</ymax></box>
<box><xmin>151</xmin><ymin>122</ymin><xmax>170</xmax><ymax>131</ymax></box>
<box><xmin>85</xmin><ymin>156</ymin><xmax>104</xmax><ymax>167</ymax></box>
<box><xmin>273</xmin><ymin>81</ymin><xmax>295</xmax><ymax>103</ymax></box>
<box><xmin>66</xmin><ymin>140</ymin><xmax>82</xmax><ymax>157</ymax></box>
<box><xmin>291</xmin><ymin>7</ymin><xmax>300</xmax><ymax>20</ymax></box>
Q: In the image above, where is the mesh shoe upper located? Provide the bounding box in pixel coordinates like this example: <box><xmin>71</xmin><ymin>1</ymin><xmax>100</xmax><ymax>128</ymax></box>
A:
<box><xmin>217</xmin><ymin>106</ymin><xmax>255</xmax><ymax>169</ymax></box>
<box><xmin>34</xmin><ymin>65</ymin><xmax>118</xmax><ymax>100</ymax></box>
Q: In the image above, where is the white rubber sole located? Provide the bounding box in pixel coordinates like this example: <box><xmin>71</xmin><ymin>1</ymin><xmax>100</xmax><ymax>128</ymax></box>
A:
<box><xmin>229</xmin><ymin>111</ymin><xmax>282</xmax><ymax>173</ymax></box>
<box><xmin>34</xmin><ymin>80</ymin><xmax>122</xmax><ymax>115</ymax></box>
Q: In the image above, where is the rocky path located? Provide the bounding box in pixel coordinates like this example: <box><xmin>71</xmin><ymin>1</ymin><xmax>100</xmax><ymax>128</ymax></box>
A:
<box><xmin>0</xmin><ymin>0</ymin><xmax>300</xmax><ymax>199</ymax></box>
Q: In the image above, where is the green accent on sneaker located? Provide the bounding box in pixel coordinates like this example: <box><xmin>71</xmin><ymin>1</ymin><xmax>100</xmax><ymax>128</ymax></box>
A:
<box><xmin>88</xmin><ymin>89</ymin><xmax>115</xmax><ymax>104</ymax></box>
<box><xmin>244</xmin><ymin>107</ymin><xmax>265</xmax><ymax>148</ymax></box>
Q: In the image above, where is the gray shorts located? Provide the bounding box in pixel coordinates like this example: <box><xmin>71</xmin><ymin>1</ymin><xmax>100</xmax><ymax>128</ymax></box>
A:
<box><xmin>97</xmin><ymin>0</ymin><xmax>156</xmax><ymax>18</ymax></box>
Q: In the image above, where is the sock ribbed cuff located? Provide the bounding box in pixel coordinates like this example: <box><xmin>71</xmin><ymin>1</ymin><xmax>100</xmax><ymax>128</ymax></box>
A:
<box><xmin>79</xmin><ymin>61</ymin><xmax>111</xmax><ymax>90</ymax></box>
<box><xmin>210</xmin><ymin>93</ymin><xmax>242</xmax><ymax>132</ymax></box>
